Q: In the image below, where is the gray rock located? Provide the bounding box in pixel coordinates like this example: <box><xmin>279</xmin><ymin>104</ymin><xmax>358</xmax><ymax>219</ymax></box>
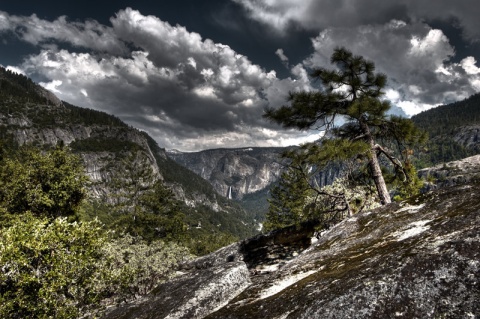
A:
<box><xmin>419</xmin><ymin>154</ymin><xmax>480</xmax><ymax>191</ymax></box>
<box><xmin>104</xmin><ymin>180</ymin><xmax>480</xmax><ymax>319</ymax></box>
<box><xmin>104</xmin><ymin>262</ymin><xmax>251</xmax><ymax>319</ymax></box>
<box><xmin>454</xmin><ymin>125</ymin><xmax>480</xmax><ymax>151</ymax></box>
<box><xmin>207</xmin><ymin>183</ymin><xmax>480</xmax><ymax>318</ymax></box>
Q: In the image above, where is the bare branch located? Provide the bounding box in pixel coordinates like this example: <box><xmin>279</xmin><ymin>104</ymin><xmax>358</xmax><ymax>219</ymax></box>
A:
<box><xmin>374</xmin><ymin>144</ymin><xmax>407</xmax><ymax>182</ymax></box>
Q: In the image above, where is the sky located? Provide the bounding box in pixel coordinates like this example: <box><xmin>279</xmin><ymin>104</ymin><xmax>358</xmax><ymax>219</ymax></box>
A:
<box><xmin>1</xmin><ymin>1</ymin><xmax>480</xmax><ymax>152</ymax></box>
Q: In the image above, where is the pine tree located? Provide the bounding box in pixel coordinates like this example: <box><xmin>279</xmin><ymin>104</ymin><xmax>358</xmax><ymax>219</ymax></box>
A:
<box><xmin>264</xmin><ymin>48</ymin><xmax>425</xmax><ymax>205</ymax></box>
<box><xmin>264</xmin><ymin>155</ymin><xmax>311</xmax><ymax>231</ymax></box>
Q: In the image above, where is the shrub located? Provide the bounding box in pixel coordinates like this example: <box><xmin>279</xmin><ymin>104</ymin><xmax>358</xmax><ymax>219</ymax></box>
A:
<box><xmin>0</xmin><ymin>213</ymin><xmax>106</xmax><ymax>318</ymax></box>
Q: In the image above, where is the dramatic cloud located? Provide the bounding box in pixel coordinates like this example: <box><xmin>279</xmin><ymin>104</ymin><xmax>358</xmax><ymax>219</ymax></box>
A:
<box><xmin>2</xmin><ymin>8</ymin><xmax>312</xmax><ymax>151</ymax></box>
<box><xmin>233</xmin><ymin>0</ymin><xmax>480</xmax><ymax>42</ymax></box>
<box><xmin>303</xmin><ymin>20</ymin><xmax>480</xmax><ymax>115</ymax></box>
<box><xmin>0</xmin><ymin>10</ymin><xmax>127</xmax><ymax>54</ymax></box>
<box><xmin>233</xmin><ymin>0</ymin><xmax>480</xmax><ymax>115</ymax></box>
<box><xmin>2</xmin><ymin>4</ymin><xmax>480</xmax><ymax>150</ymax></box>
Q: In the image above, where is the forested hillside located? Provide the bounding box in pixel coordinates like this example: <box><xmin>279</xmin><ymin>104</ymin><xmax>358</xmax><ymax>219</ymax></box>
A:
<box><xmin>0</xmin><ymin>67</ymin><xmax>259</xmax><ymax>249</ymax></box>
<box><xmin>412</xmin><ymin>93</ymin><xmax>480</xmax><ymax>166</ymax></box>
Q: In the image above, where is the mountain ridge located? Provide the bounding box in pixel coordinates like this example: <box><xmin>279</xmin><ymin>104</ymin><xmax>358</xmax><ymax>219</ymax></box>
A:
<box><xmin>0</xmin><ymin>66</ymin><xmax>258</xmax><ymax>241</ymax></box>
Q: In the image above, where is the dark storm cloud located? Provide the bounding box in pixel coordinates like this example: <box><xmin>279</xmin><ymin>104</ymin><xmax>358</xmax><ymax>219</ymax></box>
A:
<box><xmin>0</xmin><ymin>10</ymin><xmax>127</xmax><ymax>54</ymax></box>
<box><xmin>233</xmin><ymin>0</ymin><xmax>480</xmax><ymax>115</ymax></box>
<box><xmin>302</xmin><ymin>19</ymin><xmax>480</xmax><ymax>114</ymax></box>
<box><xmin>2</xmin><ymin>2</ymin><xmax>480</xmax><ymax>150</ymax></box>
<box><xmin>234</xmin><ymin>0</ymin><xmax>480</xmax><ymax>42</ymax></box>
<box><xmin>3</xmin><ymin>8</ymin><xmax>315</xmax><ymax>150</ymax></box>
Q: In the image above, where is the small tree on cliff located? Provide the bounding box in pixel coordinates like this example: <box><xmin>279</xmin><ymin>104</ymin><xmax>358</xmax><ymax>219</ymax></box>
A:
<box><xmin>264</xmin><ymin>48</ymin><xmax>424</xmax><ymax>205</ymax></box>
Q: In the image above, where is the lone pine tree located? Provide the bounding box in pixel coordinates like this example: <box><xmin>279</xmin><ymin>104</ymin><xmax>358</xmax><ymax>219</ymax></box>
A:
<box><xmin>265</xmin><ymin>48</ymin><xmax>424</xmax><ymax>205</ymax></box>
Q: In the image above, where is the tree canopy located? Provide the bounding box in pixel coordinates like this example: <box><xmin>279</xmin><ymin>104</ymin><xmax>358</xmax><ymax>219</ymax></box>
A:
<box><xmin>264</xmin><ymin>48</ymin><xmax>425</xmax><ymax>229</ymax></box>
<box><xmin>0</xmin><ymin>145</ymin><xmax>88</xmax><ymax>219</ymax></box>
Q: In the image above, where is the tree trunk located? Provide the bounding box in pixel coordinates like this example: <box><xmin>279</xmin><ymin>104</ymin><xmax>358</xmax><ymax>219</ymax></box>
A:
<box><xmin>368</xmin><ymin>146</ymin><xmax>391</xmax><ymax>205</ymax></box>
<box><xmin>360</xmin><ymin>120</ymin><xmax>391</xmax><ymax>205</ymax></box>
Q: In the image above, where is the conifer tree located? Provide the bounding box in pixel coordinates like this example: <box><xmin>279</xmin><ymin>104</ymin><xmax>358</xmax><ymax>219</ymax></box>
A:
<box><xmin>265</xmin><ymin>48</ymin><xmax>424</xmax><ymax>205</ymax></box>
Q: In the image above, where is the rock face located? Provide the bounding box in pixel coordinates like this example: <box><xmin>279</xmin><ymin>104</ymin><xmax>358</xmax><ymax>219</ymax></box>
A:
<box><xmin>454</xmin><ymin>125</ymin><xmax>480</xmax><ymax>152</ymax></box>
<box><xmin>0</xmin><ymin>103</ymin><xmax>167</xmax><ymax>207</ymax></box>
<box><xmin>168</xmin><ymin>148</ymin><xmax>286</xmax><ymax>200</ymax></box>
<box><xmin>418</xmin><ymin>154</ymin><xmax>480</xmax><ymax>191</ymax></box>
<box><xmin>168</xmin><ymin>147</ymin><xmax>345</xmax><ymax>205</ymax></box>
<box><xmin>103</xmin><ymin>178</ymin><xmax>480</xmax><ymax>318</ymax></box>
<box><xmin>0</xmin><ymin>99</ymin><xmax>257</xmax><ymax>237</ymax></box>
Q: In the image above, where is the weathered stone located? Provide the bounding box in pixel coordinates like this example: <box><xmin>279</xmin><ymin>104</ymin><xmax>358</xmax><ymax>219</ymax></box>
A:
<box><xmin>419</xmin><ymin>154</ymin><xmax>480</xmax><ymax>191</ymax></box>
<box><xmin>104</xmin><ymin>179</ymin><xmax>480</xmax><ymax>319</ymax></box>
<box><xmin>103</xmin><ymin>262</ymin><xmax>251</xmax><ymax>319</ymax></box>
<box><xmin>454</xmin><ymin>125</ymin><xmax>480</xmax><ymax>151</ymax></box>
<box><xmin>205</xmin><ymin>183</ymin><xmax>480</xmax><ymax>318</ymax></box>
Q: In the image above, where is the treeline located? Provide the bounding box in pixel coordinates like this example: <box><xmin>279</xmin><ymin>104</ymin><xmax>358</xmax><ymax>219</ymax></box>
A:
<box><xmin>63</xmin><ymin>101</ymin><xmax>127</xmax><ymax>127</ymax></box>
<box><xmin>412</xmin><ymin>93</ymin><xmax>480</xmax><ymax>135</ymax></box>
<box><xmin>0</xmin><ymin>67</ymin><xmax>49</xmax><ymax>104</ymax></box>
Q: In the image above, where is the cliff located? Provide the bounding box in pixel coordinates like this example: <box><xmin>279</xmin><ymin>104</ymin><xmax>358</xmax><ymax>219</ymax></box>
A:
<box><xmin>167</xmin><ymin>148</ymin><xmax>286</xmax><ymax>200</ymax></box>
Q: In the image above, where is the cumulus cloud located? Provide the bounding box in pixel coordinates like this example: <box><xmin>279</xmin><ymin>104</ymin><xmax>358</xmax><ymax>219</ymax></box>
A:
<box><xmin>303</xmin><ymin>20</ymin><xmax>480</xmax><ymax>115</ymax></box>
<box><xmin>0</xmin><ymin>10</ymin><xmax>127</xmax><ymax>54</ymax></box>
<box><xmin>3</xmin><ymin>8</ymin><xmax>313</xmax><ymax>151</ymax></box>
<box><xmin>233</xmin><ymin>0</ymin><xmax>480</xmax><ymax>115</ymax></box>
<box><xmin>3</xmin><ymin>5</ymin><xmax>480</xmax><ymax>150</ymax></box>
<box><xmin>275</xmin><ymin>48</ymin><xmax>289</xmax><ymax>68</ymax></box>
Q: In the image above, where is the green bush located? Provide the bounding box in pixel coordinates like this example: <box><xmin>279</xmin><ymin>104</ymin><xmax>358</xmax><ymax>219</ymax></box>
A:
<box><xmin>0</xmin><ymin>213</ymin><xmax>106</xmax><ymax>319</ymax></box>
<box><xmin>0</xmin><ymin>146</ymin><xmax>88</xmax><ymax>218</ymax></box>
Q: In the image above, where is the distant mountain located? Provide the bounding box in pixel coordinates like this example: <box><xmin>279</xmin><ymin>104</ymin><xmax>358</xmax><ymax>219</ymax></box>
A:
<box><xmin>167</xmin><ymin>147</ymin><xmax>286</xmax><ymax>200</ymax></box>
<box><xmin>0</xmin><ymin>66</ymin><xmax>258</xmax><ymax>240</ymax></box>
<box><xmin>167</xmin><ymin>146</ymin><xmax>343</xmax><ymax>223</ymax></box>
<box><xmin>412</xmin><ymin>93</ymin><xmax>480</xmax><ymax>166</ymax></box>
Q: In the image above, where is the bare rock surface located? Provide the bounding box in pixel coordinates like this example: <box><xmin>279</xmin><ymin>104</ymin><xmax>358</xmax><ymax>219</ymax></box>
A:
<box><xmin>104</xmin><ymin>262</ymin><xmax>251</xmax><ymax>319</ymax></box>
<box><xmin>419</xmin><ymin>154</ymin><xmax>480</xmax><ymax>190</ymax></box>
<box><xmin>103</xmin><ymin>179</ymin><xmax>480</xmax><ymax>319</ymax></box>
<box><xmin>454</xmin><ymin>125</ymin><xmax>480</xmax><ymax>151</ymax></box>
<box><xmin>208</xmin><ymin>184</ymin><xmax>479</xmax><ymax>318</ymax></box>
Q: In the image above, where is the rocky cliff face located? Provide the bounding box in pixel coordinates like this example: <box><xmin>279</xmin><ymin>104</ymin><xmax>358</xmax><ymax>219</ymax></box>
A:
<box><xmin>419</xmin><ymin>154</ymin><xmax>480</xmax><ymax>191</ymax></box>
<box><xmin>454</xmin><ymin>125</ymin><xmax>480</xmax><ymax>152</ymax></box>
<box><xmin>0</xmin><ymin>103</ymin><xmax>161</xmax><ymax>195</ymax></box>
<box><xmin>168</xmin><ymin>148</ymin><xmax>287</xmax><ymax>200</ymax></box>
<box><xmin>168</xmin><ymin>147</ymin><xmax>349</xmax><ymax>204</ymax></box>
<box><xmin>0</xmin><ymin>100</ymin><xmax>258</xmax><ymax>238</ymax></box>
<box><xmin>103</xmin><ymin>159</ymin><xmax>480</xmax><ymax>319</ymax></box>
